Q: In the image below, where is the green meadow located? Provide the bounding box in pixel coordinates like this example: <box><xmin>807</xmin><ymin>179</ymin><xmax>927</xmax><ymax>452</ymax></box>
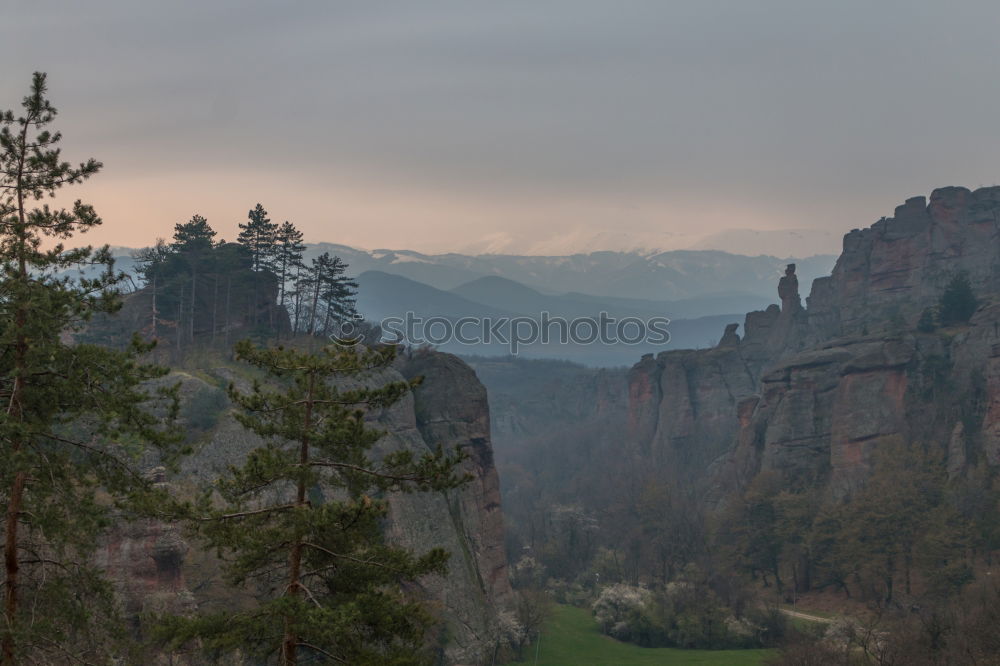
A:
<box><xmin>507</xmin><ymin>604</ymin><xmax>776</xmax><ymax>666</ymax></box>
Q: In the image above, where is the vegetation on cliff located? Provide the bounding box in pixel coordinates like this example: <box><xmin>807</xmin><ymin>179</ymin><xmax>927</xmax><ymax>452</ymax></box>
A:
<box><xmin>0</xmin><ymin>73</ymin><xmax>503</xmax><ymax>666</ymax></box>
<box><xmin>0</xmin><ymin>72</ymin><xmax>184</xmax><ymax>664</ymax></box>
<box><xmin>158</xmin><ymin>342</ymin><xmax>469</xmax><ymax>664</ymax></box>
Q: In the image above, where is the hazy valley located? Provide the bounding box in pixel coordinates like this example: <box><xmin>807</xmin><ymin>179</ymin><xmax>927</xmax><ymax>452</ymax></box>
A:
<box><xmin>6</xmin><ymin>4</ymin><xmax>1000</xmax><ymax>664</ymax></box>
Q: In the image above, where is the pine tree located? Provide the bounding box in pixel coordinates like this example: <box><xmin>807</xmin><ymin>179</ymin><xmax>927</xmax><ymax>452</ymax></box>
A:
<box><xmin>132</xmin><ymin>239</ymin><xmax>173</xmax><ymax>354</ymax></box>
<box><xmin>938</xmin><ymin>271</ymin><xmax>977</xmax><ymax>326</ymax></box>
<box><xmin>301</xmin><ymin>252</ymin><xmax>358</xmax><ymax>338</ymax></box>
<box><xmin>160</xmin><ymin>341</ymin><xmax>468</xmax><ymax>665</ymax></box>
<box><xmin>290</xmin><ymin>260</ymin><xmax>308</xmax><ymax>334</ymax></box>
<box><xmin>171</xmin><ymin>213</ymin><xmax>216</xmax><ymax>253</ymax></box>
<box><xmin>274</xmin><ymin>221</ymin><xmax>305</xmax><ymax>333</ymax></box>
<box><xmin>238</xmin><ymin>204</ymin><xmax>278</xmax><ymax>332</ymax></box>
<box><xmin>0</xmin><ymin>72</ymin><xmax>181</xmax><ymax>664</ymax></box>
<box><xmin>319</xmin><ymin>255</ymin><xmax>358</xmax><ymax>339</ymax></box>
<box><xmin>171</xmin><ymin>214</ymin><xmax>217</xmax><ymax>345</ymax></box>
<box><xmin>237</xmin><ymin>203</ymin><xmax>278</xmax><ymax>273</ymax></box>
<box><xmin>212</xmin><ymin>241</ymin><xmax>253</xmax><ymax>346</ymax></box>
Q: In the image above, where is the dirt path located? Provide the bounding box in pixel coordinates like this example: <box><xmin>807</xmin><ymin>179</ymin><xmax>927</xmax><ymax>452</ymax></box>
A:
<box><xmin>780</xmin><ymin>608</ymin><xmax>834</xmax><ymax>624</ymax></box>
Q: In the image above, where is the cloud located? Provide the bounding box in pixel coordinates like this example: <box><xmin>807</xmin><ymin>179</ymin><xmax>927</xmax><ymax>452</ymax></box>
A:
<box><xmin>4</xmin><ymin>1</ymin><xmax>1000</xmax><ymax>252</ymax></box>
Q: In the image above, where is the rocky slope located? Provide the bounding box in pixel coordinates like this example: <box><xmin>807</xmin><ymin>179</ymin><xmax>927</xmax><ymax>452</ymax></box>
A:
<box><xmin>626</xmin><ymin>186</ymin><xmax>1000</xmax><ymax>499</ymax></box>
<box><xmin>102</xmin><ymin>349</ymin><xmax>510</xmax><ymax>665</ymax></box>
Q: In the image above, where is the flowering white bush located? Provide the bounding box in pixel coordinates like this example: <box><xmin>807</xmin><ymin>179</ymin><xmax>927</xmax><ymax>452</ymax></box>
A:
<box><xmin>724</xmin><ymin>614</ymin><xmax>759</xmax><ymax>639</ymax></box>
<box><xmin>511</xmin><ymin>555</ymin><xmax>547</xmax><ymax>589</ymax></box>
<box><xmin>494</xmin><ymin>609</ymin><xmax>527</xmax><ymax>654</ymax></box>
<box><xmin>592</xmin><ymin>584</ymin><xmax>651</xmax><ymax>639</ymax></box>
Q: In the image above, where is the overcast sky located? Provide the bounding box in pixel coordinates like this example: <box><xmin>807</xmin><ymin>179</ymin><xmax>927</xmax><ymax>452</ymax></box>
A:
<box><xmin>4</xmin><ymin>1</ymin><xmax>1000</xmax><ymax>254</ymax></box>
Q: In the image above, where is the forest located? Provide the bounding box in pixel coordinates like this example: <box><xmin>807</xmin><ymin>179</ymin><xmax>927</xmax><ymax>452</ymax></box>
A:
<box><xmin>0</xmin><ymin>72</ymin><xmax>474</xmax><ymax>666</ymax></box>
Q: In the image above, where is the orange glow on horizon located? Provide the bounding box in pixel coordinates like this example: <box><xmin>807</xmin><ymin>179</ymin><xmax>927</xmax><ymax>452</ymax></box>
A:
<box><xmin>54</xmin><ymin>167</ymin><xmax>805</xmax><ymax>255</ymax></box>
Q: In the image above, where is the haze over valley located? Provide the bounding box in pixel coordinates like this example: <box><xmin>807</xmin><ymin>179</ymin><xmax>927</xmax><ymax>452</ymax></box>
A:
<box><xmin>5</xmin><ymin>3</ymin><xmax>1000</xmax><ymax>665</ymax></box>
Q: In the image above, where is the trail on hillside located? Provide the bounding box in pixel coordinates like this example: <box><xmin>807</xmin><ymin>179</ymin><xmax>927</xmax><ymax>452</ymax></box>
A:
<box><xmin>780</xmin><ymin>609</ymin><xmax>833</xmax><ymax>624</ymax></box>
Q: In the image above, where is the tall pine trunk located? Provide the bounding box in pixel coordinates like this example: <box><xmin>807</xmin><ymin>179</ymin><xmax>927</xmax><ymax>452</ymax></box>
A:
<box><xmin>176</xmin><ymin>285</ymin><xmax>185</xmax><ymax>359</ymax></box>
<box><xmin>280</xmin><ymin>374</ymin><xmax>316</xmax><ymax>665</ymax></box>
<box><xmin>321</xmin><ymin>298</ymin><xmax>332</xmax><ymax>338</ymax></box>
<box><xmin>306</xmin><ymin>276</ymin><xmax>321</xmax><ymax>338</ymax></box>
<box><xmin>150</xmin><ymin>271</ymin><xmax>157</xmax><ymax>336</ymax></box>
<box><xmin>224</xmin><ymin>276</ymin><xmax>232</xmax><ymax>348</ymax></box>
<box><xmin>189</xmin><ymin>262</ymin><xmax>197</xmax><ymax>343</ymax></box>
<box><xmin>3</xmin><ymin>116</ymin><xmax>31</xmax><ymax>666</ymax></box>
<box><xmin>277</xmin><ymin>255</ymin><xmax>288</xmax><ymax>339</ymax></box>
<box><xmin>292</xmin><ymin>266</ymin><xmax>304</xmax><ymax>334</ymax></box>
<box><xmin>211</xmin><ymin>276</ymin><xmax>218</xmax><ymax>347</ymax></box>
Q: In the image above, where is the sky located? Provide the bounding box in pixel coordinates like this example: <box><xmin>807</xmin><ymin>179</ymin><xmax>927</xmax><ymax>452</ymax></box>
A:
<box><xmin>3</xmin><ymin>1</ymin><xmax>1000</xmax><ymax>255</ymax></box>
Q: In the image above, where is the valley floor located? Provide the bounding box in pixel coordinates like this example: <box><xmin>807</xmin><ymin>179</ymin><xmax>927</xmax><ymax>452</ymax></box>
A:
<box><xmin>505</xmin><ymin>604</ymin><xmax>776</xmax><ymax>666</ymax></box>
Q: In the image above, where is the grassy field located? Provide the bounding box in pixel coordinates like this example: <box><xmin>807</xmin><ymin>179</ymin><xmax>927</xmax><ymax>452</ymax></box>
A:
<box><xmin>506</xmin><ymin>604</ymin><xmax>776</xmax><ymax>665</ymax></box>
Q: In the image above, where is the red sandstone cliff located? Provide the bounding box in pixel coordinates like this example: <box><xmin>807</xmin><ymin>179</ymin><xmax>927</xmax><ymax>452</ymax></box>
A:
<box><xmin>627</xmin><ymin>186</ymin><xmax>1000</xmax><ymax>501</ymax></box>
<box><xmin>101</xmin><ymin>351</ymin><xmax>511</xmax><ymax>665</ymax></box>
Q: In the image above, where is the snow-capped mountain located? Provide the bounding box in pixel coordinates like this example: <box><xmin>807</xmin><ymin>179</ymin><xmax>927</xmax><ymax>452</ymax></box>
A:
<box><xmin>304</xmin><ymin>244</ymin><xmax>837</xmax><ymax>302</ymax></box>
<box><xmin>444</xmin><ymin>226</ymin><xmax>843</xmax><ymax>258</ymax></box>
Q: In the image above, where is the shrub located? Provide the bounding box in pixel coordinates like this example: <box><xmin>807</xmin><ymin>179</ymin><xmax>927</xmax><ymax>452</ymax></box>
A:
<box><xmin>917</xmin><ymin>308</ymin><xmax>936</xmax><ymax>333</ymax></box>
<box><xmin>492</xmin><ymin>609</ymin><xmax>527</xmax><ymax>660</ymax></box>
<box><xmin>592</xmin><ymin>584</ymin><xmax>651</xmax><ymax>641</ymax></box>
<box><xmin>182</xmin><ymin>385</ymin><xmax>228</xmax><ymax>432</ymax></box>
<box><xmin>511</xmin><ymin>555</ymin><xmax>548</xmax><ymax>589</ymax></box>
<box><xmin>547</xmin><ymin>579</ymin><xmax>591</xmax><ymax>607</ymax></box>
<box><xmin>938</xmin><ymin>272</ymin><xmax>977</xmax><ymax>326</ymax></box>
<box><xmin>592</xmin><ymin>581</ymin><xmax>779</xmax><ymax>650</ymax></box>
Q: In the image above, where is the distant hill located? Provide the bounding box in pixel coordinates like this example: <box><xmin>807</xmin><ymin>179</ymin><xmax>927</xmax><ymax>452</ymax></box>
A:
<box><xmin>688</xmin><ymin>228</ymin><xmax>841</xmax><ymax>258</ymax></box>
<box><xmin>306</xmin><ymin>244</ymin><xmax>836</xmax><ymax>302</ymax></box>
<box><xmin>451</xmin><ymin>275</ymin><xmax>773</xmax><ymax>321</ymax></box>
<box><xmin>355</xmin><ymin>271</ymin><xmax>517</xmax><ymax>322</ymax></box>
<box><xmin>355</xmin><ymin>271</ymin><xmax>744</xmax><ymax>366</ymax></box>
<box><xmin>451</xmin><ymin>226</ymin><xmax>841</xmax><ymax>258</ymax></box>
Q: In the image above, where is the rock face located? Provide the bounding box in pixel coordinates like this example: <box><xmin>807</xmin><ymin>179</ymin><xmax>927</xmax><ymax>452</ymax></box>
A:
<box><xmin>808</xmin><ymin>187</ymin><xmax>1000</xmax><ymax>339</ymax></box>
<box><xmin>627</xmin><ymin>346</ymin><xmax>756</xmax><ymax>474</ymax></box>
<box><xmin>98</xmin><ymin>469</ymin><xmax>196</xmax><ymax>627</ymax></box>
<box><xmin>102</xmin><ymin>350</ymin><xmax>510</xmax><ymax>665</ymax></box>
<box><xmin>395</xmin><ymin>351</ymin><xmax>512</xmax><ymax>663</ymax></box>
<box><xmin>625</xmin><ymin>187</ymin><xmax>1000</xmax><ymax>500</ymax></box>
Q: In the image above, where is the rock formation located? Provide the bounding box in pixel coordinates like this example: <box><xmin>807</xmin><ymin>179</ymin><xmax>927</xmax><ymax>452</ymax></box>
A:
<box><xmin>717</xmin><ymin>323</ymin><xmax>741</xmax><ymax>348</ymax></box>
<box><xmin>98</xmin><ymin>468</ymin><xmax>196</xmax><ymax>627</ymax></box>
<box><xmin>626</xmin><ymin>186</ymin><xmax>1000</xmax><ymax>501</ymax></box>
<box><xmin>807</xmin><ymin>187</ymin><xmax>1000</xmax><ymax>339</ymax></box>
<box><xmin>102</xmin><ymin>350</ymin><xmax>510</xmax><ymax>665</ymax></box>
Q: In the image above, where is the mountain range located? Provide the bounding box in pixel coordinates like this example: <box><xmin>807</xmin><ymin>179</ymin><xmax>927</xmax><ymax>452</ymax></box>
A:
<box><xmin>450</xmin><ymin>226</ymin><xmax>842</xmax><ymax>258</ymax></box>
<box><xmin>303</xmin><ymin>243</ymin><xmax>836</xmax><ymax>302</ymax></box>
<box><xmin>99</xmin><ymin>243</ymin><xmax>837</xmax><ymax>365</ymax></box>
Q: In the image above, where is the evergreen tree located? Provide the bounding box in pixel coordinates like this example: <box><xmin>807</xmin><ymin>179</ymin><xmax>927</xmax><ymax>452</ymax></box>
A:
<box><xmin>132</xmin><ymin>238</ymin><xmax>172</xmax><ymax>344</ymax></box>
<box><xmin>161</xmin><ymin>341</ymin><xmax>468</xmax><ymax>665</ymax></box>
<box><xmin>171</xmin><ymin>214</ymin><xmax>216</xmax><ymax>253</ymax></box>
<box><xmin>0</xmin><ymin>72</ymin><xmax>181</xmax><ymax>664</ymax></box>
<box><xmin>237</xmin><ymin>203</ymin><xmax>278</xmax><ymax>273</ymax></box>
<box><xmin>274</xmin><ymin>221</ymin><xmax>305</xmax><ymax>331</ymax></box>
<box><xmin>319</xmin><ymin>255</ymin><xmax>358</xmax><ymax>339</ymax></box>
<box><xmin>238</xmin><ymin>204</ymin><xmax>278</xmax><ymax>331</ymax></box>
<box><xmin>938</xmin><ymin>271</ymin><xmax>977</xmax><ymax>326</ymax></box>
<box><xmin>719</xmin><ymin>472</ymin><xmax>784</xmax><ymax>591</ymax></box>
<box><xmin>211</xmin><ymin>241</ymin><xmax>254</xmax><ymax>347</ymax></box>
<box><xmin>171</xmin><ymin>215</ymin><xmax>218</xmax><ymax>345</ymax></box>
<box><xmin>301</xmin><ymin>252</ymin><xmax>358</xmax><ymax>337</ymax></box>
<box><xmin>290</xmin><ymin>260</ymin><xmax>308</xmax><ymax>334</ymax></box>
<box><xmin>832</xmin><ymin>442</ymin><xmax>943</xmax><ymax>604</ymax></box>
